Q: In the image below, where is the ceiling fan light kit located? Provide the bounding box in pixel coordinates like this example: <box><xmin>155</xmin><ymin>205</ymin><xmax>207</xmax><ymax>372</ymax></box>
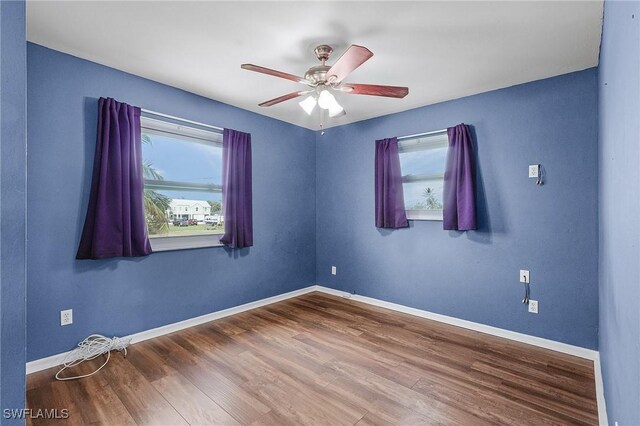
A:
<box><xmin>241</xmin><ymin>44</ymin><xmax>409</xmax><ymax>131</ymax></box>
<box><xmin>317</xmin><ymin>89</ymin><xmax>336</xmax><ymax>109</ymax></box>
<box><xmin>328</xmin><ymin>102</ymin><xmax>345</xmax><ymax>118</ymax></box>
<box><xmin>299</xmin><ymin>95</ymin><xmax>317</xmax><ymax>115</ymax></box>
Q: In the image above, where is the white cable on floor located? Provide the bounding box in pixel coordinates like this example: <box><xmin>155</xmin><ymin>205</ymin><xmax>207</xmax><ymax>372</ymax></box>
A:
<box><xmin>55</xmin><ymin>334</ymin><xmax>131</xmax><ymax>381</ymax></box>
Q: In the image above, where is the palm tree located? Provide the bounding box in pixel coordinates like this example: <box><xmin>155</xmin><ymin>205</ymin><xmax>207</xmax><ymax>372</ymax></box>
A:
<box><xmin>142</xmin><ymin>134</ymin><xmax>171</xmax><ymax>234</ymax></box>
<box><xmin>411</xmin><ymin>187</ymin><xmax>443</xmax><ymax>210</ymax></box>
<box><xmin>144</xmin><ymin>189</ymin><xmax>171</xmax><ymax>234</ymax></box>
<box><xmin>422</xmin><ymin>187</ymin><xmax>443</xmax><ymax>210</ymax></box>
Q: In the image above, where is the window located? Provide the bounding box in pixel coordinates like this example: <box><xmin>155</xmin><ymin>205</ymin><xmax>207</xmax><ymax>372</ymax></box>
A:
<box><xmin>398</xmin><ymin>130</ymin><xmax>448</xmax><ymax>221</ymax></box>
<box><xmin>141</xmin><ymin>116</ymin><xmax>224</xmax><ymax>251</ymax></box>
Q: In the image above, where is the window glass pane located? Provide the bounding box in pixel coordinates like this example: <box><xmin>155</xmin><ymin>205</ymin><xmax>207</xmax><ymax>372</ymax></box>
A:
<box><xmin>402</xmin><ymin>180</ymin><xmax>444</xmax><ymax>211</ymax></box>
<box><xmin>141</xmin><ymin>124</ymin><xmax>224</xmax><ymax>240</ymax></box>
<box><xmin>142</xmin><ymin>132</ymin><xmax>222</xmax><ymax>186</ymax></box>
<box><xmin>398</xmin><ymin>146</ymin><xmax>447</xmax><ymax>176</ymax></box>
<box><xmin>398</xmin><ymin>133</ymin><xmax>447</xmax><ymax>219</ymax></box>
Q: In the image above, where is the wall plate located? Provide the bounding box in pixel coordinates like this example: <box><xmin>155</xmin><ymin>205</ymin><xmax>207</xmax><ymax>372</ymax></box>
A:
<box><xmin>529</xmin><ymin>164</ymin><xmax>540</xmax><ymax>178</ymax></box>
<box><xmin>60</xmin><ymin>309</ymin><xmax>73</xmax><ymax>326</ymax></box>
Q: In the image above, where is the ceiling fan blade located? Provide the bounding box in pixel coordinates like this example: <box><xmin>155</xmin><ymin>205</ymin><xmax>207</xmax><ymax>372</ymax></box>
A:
<box><xmin>340</xmin><ymin>83</ymin><xmax>409</xmax><ymax>98</ymax></box>
<box><xmin>241</xmin><ymin>64</ymin><xmax>309</xmax><ymax>85</ymax></box>
<box><xmin>258</xmin><ymin>91</ymin><xmax>307</xmax><ymax>107</ymax></box>
<box><xmin>326</xmin><ymin>45</ymin><xmax>373</xmax><ymax>83</ymax></box>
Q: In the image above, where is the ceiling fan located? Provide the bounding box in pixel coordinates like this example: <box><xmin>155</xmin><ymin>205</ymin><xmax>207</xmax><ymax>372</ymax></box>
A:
<box><xmin>241</xmin><ymin>44</ymin><xmax>409</xmax><ymax>128</ymax></box>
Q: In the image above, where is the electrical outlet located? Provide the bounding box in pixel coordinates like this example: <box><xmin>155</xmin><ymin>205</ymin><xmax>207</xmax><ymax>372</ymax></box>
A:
<box><xmin>520</xmin><ymin>270</ymin><xmax>530</xmax><ymax>284</ymax></box>
<box><xmin>60</xmin><ymin>309</ymin><xmax>73</xmax><ymax>326</ymax></box>
<box><xmin>528</xmin><ymin>300</ymin><xmax>539</xmax><ymax>314</ymax></box>
<box><xmin>528</xmin><ymin>164</ymin><xmax>540</xmax><ymax>178</ymax></box>
<box><xmin>331</xmin><ymin>266</ymin><xmax>337</xmax><ymax>275</ymax></box>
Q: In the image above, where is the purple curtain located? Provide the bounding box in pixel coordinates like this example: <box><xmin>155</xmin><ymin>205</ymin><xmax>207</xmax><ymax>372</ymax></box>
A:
<box><xmin>443</xmin><ymin>124</ymin><xmax>476</xmax><ymax>231</ymax></box>
<box><xmin>375</xmin><ymin>137</ymin><xmax>409</xmax><ymax>228</ymax></box>
<box><xmin>220</xmin><ymin>129</ymin><xmax>253</xmax><ymax>248</ymax></box>
<box><xmin>77</xmin><ymin>98</ymin><xmax>151</xmax><ymax>259</ymax></box>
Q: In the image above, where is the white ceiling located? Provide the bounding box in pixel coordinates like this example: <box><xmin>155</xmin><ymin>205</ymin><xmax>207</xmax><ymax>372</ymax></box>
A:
<box><xmin>27</xmin><ymin>1</ymin><xmax>603</xmax><ymax>130</ymax></box>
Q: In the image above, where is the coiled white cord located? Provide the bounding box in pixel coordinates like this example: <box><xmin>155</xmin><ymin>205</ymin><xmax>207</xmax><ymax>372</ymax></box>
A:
<box><xmin>55</xmin><ymin>334</ymin><xmax>131</xmax><ymax>381</ymax></box>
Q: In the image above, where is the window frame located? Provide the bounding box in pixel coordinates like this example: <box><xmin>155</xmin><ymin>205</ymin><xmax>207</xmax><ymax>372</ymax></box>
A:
<box><xmin>397</xmin><ymin>130</ymin><xmax>448</xmax><ymax>221</ymax></box>
<box><xmin>140</xmin><ymin>116</ymin><xmax>225</xmax><ymax>252</ymax></box>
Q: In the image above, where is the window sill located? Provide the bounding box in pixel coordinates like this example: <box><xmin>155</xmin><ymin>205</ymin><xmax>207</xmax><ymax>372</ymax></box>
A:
<box><xmin>406</xmin><ymin>209</ymin><xmax>443</xmax><ymax>221</ymax></box>
<box><xmin>150</xmin><ymin>235</ymin><xmax>224</xmax><ymax>252</ymax></box>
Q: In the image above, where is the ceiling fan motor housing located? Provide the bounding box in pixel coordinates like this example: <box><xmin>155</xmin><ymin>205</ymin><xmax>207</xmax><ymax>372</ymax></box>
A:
<box><xmin>305</xmin><ymin>65</ymin><xmax>331</xmax><ymax>85</ymax></box>
<box><xmin>305</xmin><ymin>45</ymin><xmax>335</xmax><ymax>85</ymax></box>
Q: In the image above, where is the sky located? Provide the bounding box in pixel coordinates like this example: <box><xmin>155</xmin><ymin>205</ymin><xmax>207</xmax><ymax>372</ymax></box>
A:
<box><xmin>142</xmin><ymin>132</ymin><xmax>223</xmax><ymax>203</ymax></box>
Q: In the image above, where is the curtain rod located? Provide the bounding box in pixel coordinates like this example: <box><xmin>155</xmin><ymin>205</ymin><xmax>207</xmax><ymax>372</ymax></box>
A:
<box><xmin>141</xmin><ymin>109</ymin><xmax>224</xmax><ymax>132</ymax></box>
<box><xmin>397</xmin><ymin>128</ymin><xmax>447</xmax><ymax>141</ymax></box>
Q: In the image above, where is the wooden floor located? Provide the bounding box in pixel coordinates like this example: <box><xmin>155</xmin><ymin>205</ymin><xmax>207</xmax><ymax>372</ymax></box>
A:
<box><xmin>27</xmin><ymin>292</ymin><xmax>599</xmax><ymax>425</ymax></box>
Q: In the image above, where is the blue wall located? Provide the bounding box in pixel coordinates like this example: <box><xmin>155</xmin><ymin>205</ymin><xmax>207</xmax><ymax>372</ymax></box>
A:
<box><xmin>1</xmin><ymin>0</ymin><xmax>27</xmax><ymax>419</ymax></box>
<box><xmin>598</xmin><ymin>1</ymin><xmax>640</xmax><ymax>424</ymax></box>
<box><xmin>27</xmin><ymin>44</ymin><xmax>316</xmax><ymax>361</ymax></box>
<box><xmin>316</xmin><ymin>69</ymin><xmax>599</xmax><ymax>349</ymax></box>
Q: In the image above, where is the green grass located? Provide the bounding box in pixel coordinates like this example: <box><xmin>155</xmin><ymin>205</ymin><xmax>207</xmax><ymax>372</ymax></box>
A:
<box><xmin>149</xmin><ymin>223</ymin><xmax>224</xmax><ymax>238</ymax></box>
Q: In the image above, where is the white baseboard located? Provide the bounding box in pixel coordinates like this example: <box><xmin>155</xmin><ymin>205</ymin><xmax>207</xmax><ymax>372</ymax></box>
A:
<box><xmin>593</xmin><ymin>354</ymin><xmax>609</xmax><ymax>426</ymax></box>
<box><xmin>25</xmin><ymin>285</ymin><xmax>318</xmax><ymax>374</ymax></box>
<box><xmin>314</xmin><ymin>286</ymin><xmax>599</xmax><ymax>360</ymax></box>
<box><xmin>26</xmin><ymin>283</ymin><xmax>607</xmax><ymax>426</ymax></box>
